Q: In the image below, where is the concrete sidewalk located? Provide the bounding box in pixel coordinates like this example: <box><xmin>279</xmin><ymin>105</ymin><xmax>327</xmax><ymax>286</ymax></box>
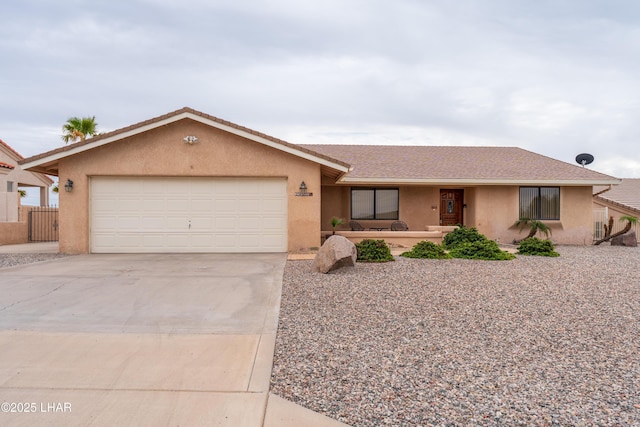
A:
<box><xmin>0</xmin><ymin>251</ymin><xmax>348</xmax><ymax>426</ymax></box>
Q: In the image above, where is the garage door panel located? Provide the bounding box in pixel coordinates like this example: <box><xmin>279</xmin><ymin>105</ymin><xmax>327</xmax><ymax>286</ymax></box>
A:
<box><xmin>91</xmin><ymin>177</ymin><xmax>287</xmax><ymax>253</ymax></box>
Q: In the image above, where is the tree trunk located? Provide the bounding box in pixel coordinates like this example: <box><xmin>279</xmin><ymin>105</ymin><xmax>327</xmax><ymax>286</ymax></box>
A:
<box><xmin>594</xmin><ymin>221</ymin><xmax>632</xmax><ymax>245</ymax></box>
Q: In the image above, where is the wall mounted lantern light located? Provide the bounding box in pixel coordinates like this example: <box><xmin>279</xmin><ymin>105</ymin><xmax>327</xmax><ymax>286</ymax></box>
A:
<box><xmin>64</xmin><ymin>179</ymin><xmax>74</xmax><ymax>192</ymax></box>
<box><xmin>295</xmin><ymin>181</ymin><xmax>312</xmax><ymax>197</ymax></box>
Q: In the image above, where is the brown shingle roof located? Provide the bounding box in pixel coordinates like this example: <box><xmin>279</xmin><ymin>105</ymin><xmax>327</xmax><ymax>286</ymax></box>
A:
<box><xmin>20</xmin><ymin>107</ymin><xmax>350</xmax><ymax>173</ymax></box>
<box><xmin>594</xmin><ymin>178</ymin><xmax>640</xmax><ymax>213</ymax></box>
<box><xmin>301</xmin><ymin>144</ymin><xmax>618</xmax><ymax>183</ymax></box>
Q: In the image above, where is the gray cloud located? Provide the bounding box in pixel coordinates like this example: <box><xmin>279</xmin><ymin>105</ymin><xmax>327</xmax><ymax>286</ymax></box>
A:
<box><xmin>1</xmin><ymin>0</ymin><xmax>639</xmax><ymax>176</ymax></box>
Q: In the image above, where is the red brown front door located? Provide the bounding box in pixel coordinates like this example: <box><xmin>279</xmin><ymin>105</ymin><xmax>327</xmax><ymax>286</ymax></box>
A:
<box><xmin>440</xmin><ymin>189</ymin><xmax>464</xmax><ymax>226</ymax></box>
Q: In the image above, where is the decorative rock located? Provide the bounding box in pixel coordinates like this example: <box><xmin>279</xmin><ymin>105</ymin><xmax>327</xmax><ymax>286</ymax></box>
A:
<box><xmin>311</xmin><ymin>235</ymin><xmax>357</xmax><ymax>273</ymax></box>
<box><xmin>611</xmin><ymin>230</ymin><xmax>637</xmax><ymax>247</ymax></box>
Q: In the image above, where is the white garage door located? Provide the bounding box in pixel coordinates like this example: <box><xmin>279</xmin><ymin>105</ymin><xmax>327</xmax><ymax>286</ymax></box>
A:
<box><xmin>91</xmin><ymin>177</ymin><xmax>287</xmax><ymax>253</ymax></box>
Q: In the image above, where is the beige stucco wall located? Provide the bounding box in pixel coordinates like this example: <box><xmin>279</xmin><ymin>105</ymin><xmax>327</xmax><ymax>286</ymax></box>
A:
<box><xmin>57</xmin><ymin>119</ymin><xmax>322</xmax><ymax>253</ymax></box>
<box><xmin>321</xmin><ymin>184</ymin><xmax>595</xmax><ymax>245</ymax></box>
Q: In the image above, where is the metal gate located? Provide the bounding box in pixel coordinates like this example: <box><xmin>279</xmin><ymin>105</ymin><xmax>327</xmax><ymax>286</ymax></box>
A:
<box><xmin>28</xmin><ymin>206</ymin><xmax>59</xmax><ymax>242</ymax></box>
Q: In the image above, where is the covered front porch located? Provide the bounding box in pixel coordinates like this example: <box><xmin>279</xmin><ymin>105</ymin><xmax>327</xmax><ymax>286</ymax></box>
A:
<box><xmin>321</xmin><ymin>226</ymin><xmax>458</xmax><ymax>249</ymax></box>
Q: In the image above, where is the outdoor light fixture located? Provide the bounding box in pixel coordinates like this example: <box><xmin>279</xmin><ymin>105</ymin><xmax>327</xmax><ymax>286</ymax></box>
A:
<box><xmin>183</xmin><ymin>135</ymin><xmax>199</xmax><ymax>144</ymax></box>
<box><xmin>295</xmin><ymin>181</ymin><xmax>312</xmax><ymax>197</ymax></box>
<box><xmin>64</xmin><ymin>179</ymin><xmax>73</xmax><ymax>192</ymax></box>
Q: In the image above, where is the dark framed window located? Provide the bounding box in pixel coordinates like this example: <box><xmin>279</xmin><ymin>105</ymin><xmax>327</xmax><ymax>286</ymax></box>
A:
<box><xmin>519</xmin><ymin>187</ymin><xmax>560</xmax><ymax>220</ymax></box>
<box><xmin>351</xmin><ymin>188</ymin><xmax>399</xmax><ymax>220</ymax></box>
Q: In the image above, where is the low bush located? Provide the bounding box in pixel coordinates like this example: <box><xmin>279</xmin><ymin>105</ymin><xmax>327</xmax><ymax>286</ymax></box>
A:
<box><xmin>442</xmin><ymin>225</ymin><xmax>487</xmax><ymax>250</ymax></box>
<box><xmin>449</xmin><ymin>240</ymin><xmax>516</xmax><ymax>261</ymax></box>
<box><xmin>517</xmin><ymin>237</ymin><xmax>560</xmax><ymax>257</ymax></box>
<box><xmin>401</xmin><ymin>241</ymin><xmax>451</xmax><ymax>259</ymax></box>
<box><xmin>355</xmin><ymin>239</ymin><xmax>395</xmax><ymax>263</ymax></box>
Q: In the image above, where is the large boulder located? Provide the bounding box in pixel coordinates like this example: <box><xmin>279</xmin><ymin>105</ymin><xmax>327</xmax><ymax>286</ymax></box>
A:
<box><xmin>312</xmin><ymin>235</ymin><xmax>357</xmax><ymax>273</ymax></box>
<box><xmin>611</xmin><ymin>230</ymin><xmax>638</xmax><ymax>247</ymax></box>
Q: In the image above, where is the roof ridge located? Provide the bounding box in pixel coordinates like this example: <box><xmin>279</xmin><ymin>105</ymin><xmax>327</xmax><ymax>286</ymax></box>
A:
<box><xmin>0</xmin><ymin>138</ymin><xmax>25</xmax><ymax>160</ymax></box>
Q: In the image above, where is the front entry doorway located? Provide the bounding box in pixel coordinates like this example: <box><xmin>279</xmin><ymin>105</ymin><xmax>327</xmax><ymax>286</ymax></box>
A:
<box><xmin>440</xmin><ymin>189</ymin><xmax>464</xmax><ymax>226</ymax></box>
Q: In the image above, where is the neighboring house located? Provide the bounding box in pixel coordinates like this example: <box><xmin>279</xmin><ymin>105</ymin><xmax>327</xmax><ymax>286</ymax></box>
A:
<box><xmin>593</xmin><ymin>179</ymin><xmax>640</xmax><ymax>237</ymax></box>
<box><xmin>20</xmin><ymin>107</ymin><xmax>620</xmax><ymax>254</ymax></box>
<box><xmin>0</xmin><ymin>139</ymin><xmax>53</xmax><ymax>222</ymax></box>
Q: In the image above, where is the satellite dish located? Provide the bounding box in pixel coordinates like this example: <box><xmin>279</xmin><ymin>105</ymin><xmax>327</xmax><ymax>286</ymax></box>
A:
<box><xmin>575</xmin><ymin>153</ymin><xmax>594</xmax><ymax>167</ymax></box>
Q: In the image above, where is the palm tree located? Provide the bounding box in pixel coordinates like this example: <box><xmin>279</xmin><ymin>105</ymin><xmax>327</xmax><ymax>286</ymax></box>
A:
<box><xmin>330</xmin><ymin>216</ymin><xmax>344</xmax><ymax>235</ymax></box>
<box><xmin>594</xmin><ymin>215</ymin><xmax>638</xmax><ymax>245</ymax></box>
<box><xmin>513</xmin><ymin>217</ymin><xmax>552</xmax><ymax>243</ymax></box>
<box><xmin>61</xmin><ymin>116</ymin><xmax>98</xmax><ymax>144</ymax></box>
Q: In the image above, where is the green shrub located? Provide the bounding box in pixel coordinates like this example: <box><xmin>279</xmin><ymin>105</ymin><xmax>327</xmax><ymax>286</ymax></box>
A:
<box><xmin>442</xmin><ymin>225</ymin><xmax>487</xmax><ymax>250</ymax></box>
<box><xmin>517</xmin><ymin>237</ymin><xmax>560</xmax><ymax>257</ymax></box>
<box><xmin>401</xmin><ymin>241</ymin><xmax>451</xmax><ymax>259</ymax></box>
<box><xmin>355</xmin><ymin>239</ymin><xmax>395</xmax><ymax>262</ymax></box>
<box><xmin>449</xmin><ymin>240</ymin><xmax>516</xmax><ymax>261</ymax></box>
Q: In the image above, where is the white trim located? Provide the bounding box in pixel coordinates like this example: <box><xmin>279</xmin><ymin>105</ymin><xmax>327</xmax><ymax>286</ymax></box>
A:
<box><xmin>337</xmin><ymin>177</ymin><xmax>622</xmax><ymax>186</ymax></box>
<box><xmin>21</xmin><ymin>112</ymin><xmax>351</xmax><ymax>174</ymax></box>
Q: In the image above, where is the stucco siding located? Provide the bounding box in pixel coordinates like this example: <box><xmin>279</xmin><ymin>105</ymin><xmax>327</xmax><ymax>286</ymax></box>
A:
<box><xmin>321</xmin><ymin>184</ymin><xmax>595</xmax><ymax>245</ymax></box>
<box><xmin>57</xmin><ymin>119</ymin><xmax>322</xmax><ymax>253</ymax></box>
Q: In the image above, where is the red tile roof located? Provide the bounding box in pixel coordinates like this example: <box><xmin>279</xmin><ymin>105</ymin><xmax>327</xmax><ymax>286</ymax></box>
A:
<box><xmin>302</xmin><ymin>144</ymin><xmax>617</xmax><ymax>183</ymax></box>
<box><xmin>0</xmin><ymin>161</ymin><xmax>15</xmax><ymax>170</ymax></box>
<box><xmin>0</xmin><ymin>138</ymin><xmax>24</xmax><ymax>160</ymax></box>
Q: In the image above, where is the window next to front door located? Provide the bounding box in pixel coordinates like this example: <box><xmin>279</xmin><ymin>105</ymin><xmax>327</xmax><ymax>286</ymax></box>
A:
<box><xmin>519</xmin><ymin>187</ymin><xmax>560</xmax><ymax>220</ymax></box>
<box><xmin>351</xmin><ymin>188</ymin><xmax>399</xmax><ymax>220</ymax></box>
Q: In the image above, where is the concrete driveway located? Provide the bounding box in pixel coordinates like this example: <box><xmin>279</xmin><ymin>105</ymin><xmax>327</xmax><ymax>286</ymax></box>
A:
<box><xmin>0</xmin><ymin>253</ymin><xmax>346</xmax><ymax>426</ymax></box>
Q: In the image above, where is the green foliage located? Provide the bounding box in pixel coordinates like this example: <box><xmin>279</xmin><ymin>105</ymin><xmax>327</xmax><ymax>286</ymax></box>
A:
<box><xmin>449</xmin><ymin>240</ymin><xmax>516</xmax><ymax>261</ymax></box>
<box><xmin>61</xmin><ymin>116</ymin><xmax>99</xmax><ymax>144</ymax></box>
<box><xmin>330</xmin><ymin>216</ymin><xmax>344</xmax><ymax>234</ymax></box>
<box><xmin>401</xmin><ymin>241</ymin><xmax>451</xmax><ymax>259</ymax></box>
<box><xmin>330</xmin><ymin>216</ymin><xmax>344</xmax><ymax>228</ymax></box>
<box><xmin>355</xmin><ymin>239</ymin><xmax>395</xmax><ymax>263</ymax></box>
<box><xmin>442</xmin><ymin>225</ymin><xmax>487</xmax><ymax>250</ymax></box>
<box><xmin>517</xmin><ymin>237</ymin><xmax>560</xmax><ymax>257</ymax></box>
<box><xmin>619</xmin><ymin>215</ymin><xmax>639</xmax><ymax>225</ymax></box>
<box><xmin>514</xmin><ymin>217</ymin><xmax>552</xmax><ymax>239</ymax></box>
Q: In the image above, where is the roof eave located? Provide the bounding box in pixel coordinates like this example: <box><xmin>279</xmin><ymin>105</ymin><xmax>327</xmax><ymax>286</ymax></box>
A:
<box><xmin>336</xmin><ymin>177</ymin><xmax>623</xmax><ymax>186</ymax></box>
<box><xmin>20</xmin><ymin>110</ymin><xmax>351</xmax><ymax>175</ymax></box>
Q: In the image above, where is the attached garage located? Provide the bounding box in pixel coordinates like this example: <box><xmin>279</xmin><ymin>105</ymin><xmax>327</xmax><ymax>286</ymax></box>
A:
<box><xmin>19</xmin><ymin>108</ymin><xmax>351</xmax><ymax>254</ymax></box>
<box><xmin>91</xmin><ymin>177</ymin><xmax>288</xmax><ymax>253</ymax></box>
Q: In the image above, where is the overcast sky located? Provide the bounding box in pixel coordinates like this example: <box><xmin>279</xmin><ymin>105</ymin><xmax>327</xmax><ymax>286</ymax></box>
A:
<box><xmin>2</xmin><ymin>0</ymin><xmax>640</xmax><ymax>191</ymax></box>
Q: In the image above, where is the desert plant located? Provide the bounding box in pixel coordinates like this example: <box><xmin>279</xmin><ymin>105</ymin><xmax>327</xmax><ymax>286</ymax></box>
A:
<box><xmin>355</xmin><ymin>239</ymin><xmax>394</xmax><ymax>262</ymax></box>
<box><xmin>517</xmin><ymin>237</ymin><xmax>560</xmax><ymax>257</ymax></box>
<box><xmin>449</xmin><ymin>240</ymin><xmax>515</xmax><ymax>260</ymax></box>
<box><xmin>513</xmin><ymin>217</ymin><xmax>552</xmax><ymax>242</ymax></box>
<box><xmin>401</xmin><ymin>241</ymin><xmax>451</xmax><ymax>259</ymax></box>
<box><xmin>442</xmin><ymin>225</ymin><xmax>487</xmax><ymax>250</ymax></box>
<box><xmin>330</xmin><ymin>216</ymin><xmax>344</xmax><ymax>235</ymax></box>
<box><xmin>594</xmin><ymin>215</ymin><xmax>639</xmax><ymax>245</ymax></box>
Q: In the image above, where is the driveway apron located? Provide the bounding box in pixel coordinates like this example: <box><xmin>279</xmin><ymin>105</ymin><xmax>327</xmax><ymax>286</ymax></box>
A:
<box><xmin>0</xmin><ymin>253</ymin><xmax>285</xmax><ymax>426</ymax></box>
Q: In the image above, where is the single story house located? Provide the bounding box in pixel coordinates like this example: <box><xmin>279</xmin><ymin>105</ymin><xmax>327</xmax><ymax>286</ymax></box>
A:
<box><xmin>20</xmin><ymin>107</ymin><xmax>620</xmax><ymax>254</ymax></box>
<box><xmin>593</xmin><ymin>179</ymin><xmax>640</xmax><ymax>237</ymax></box>
<box><xmin>1</xmin><ymin>138</ymin><xmax>53</xmax><ymax>222</ymax></box>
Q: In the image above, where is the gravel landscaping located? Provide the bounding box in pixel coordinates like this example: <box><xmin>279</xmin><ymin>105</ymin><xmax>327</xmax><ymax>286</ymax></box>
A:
<box><xmin>271</xmin><ymin>245</ymin><xmax>640</xmax><ymax>426</ymax></box>
<box><xmin>0</xmin><ymin>253</ymin><xmax>69</xmax><ymax>269</ymax></box>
